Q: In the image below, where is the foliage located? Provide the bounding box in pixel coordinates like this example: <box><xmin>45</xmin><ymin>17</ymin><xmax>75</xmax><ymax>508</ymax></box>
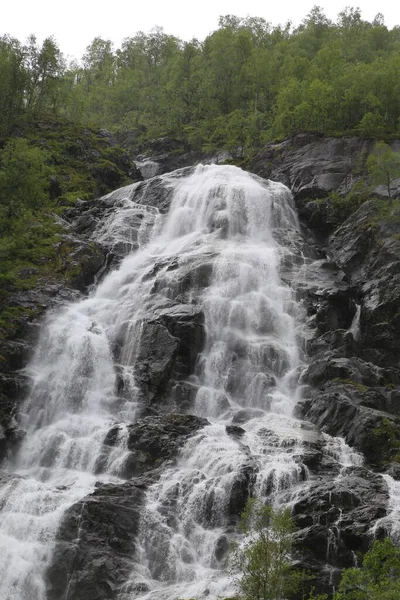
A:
<box><xmin>371</xmin><ymin>417</ymin><xmax>400</xmax><ymax>464</ymax></box>
<box><xmin>327</xmin><ymin>184</ymin><xmax>368</xmax><ymax>224</ymax></box>
<box><xmin>334</xmin><ymin>538</ymin><xmax>400</xmax><ymax>599</ymax></box>
<box><xmin>230</xmin><ymin>499</ymin><xmax>326</xmax><ymax>600</ymax></box>
<box><xmin>0</xmin><ymin>138</ymin><xmax>51</xmax><ymax>224</ymax></box>
<box><xmin>367</xmin><ymin>141</ymin><xmax>400</xmax><ymax>200</ymax></box>
<box><xmin>3</xmin><ymin>10</ymin><xmax>400</xmax><ymax>153</ymax></box>
<box><xmin>0</xmin><ymin>120</ymin><xmax>135</xmax><ymax>341</ymax></box>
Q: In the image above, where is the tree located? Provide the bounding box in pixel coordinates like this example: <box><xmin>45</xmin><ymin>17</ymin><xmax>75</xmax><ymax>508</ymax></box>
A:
<box><xmin>25</xmin><ymin>35</ymin><xmax>65</xmax><ymax>116</ymax></box>
<box><xmin>230</xmin><ymin>499</ymin><xmax>326</xmax><ymax>600</ymax></box>
<box><xmin>0</xmin><ymin>36</ymin><xmax>28</xmax><ymax>136</ymax></box>
<box><xmin>367</xmin><ymin>141</ymin><xmax>400</xmax><ymax>200</ymax></box>
<box><xmin>335</xmin><ymin>538</ymin><xmax>400</xmax><ymax>599</ymax></box>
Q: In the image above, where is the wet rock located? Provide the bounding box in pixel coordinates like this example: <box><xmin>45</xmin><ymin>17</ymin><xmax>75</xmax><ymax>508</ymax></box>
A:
<box><xmin>385</xmin><ymin>462</ymin><xmax>400</xmax><ymax>480</ymax></box>
<box><xmin>225</xmin><ymin>425</ymin><xmax>245</xmax><ymax>438</ymax></box>
<box><xmin>228</xmin><ymin>457</ymin><xmax>257</xmax><ymax>518</ymax></box>
<box><xmin>301</xmin><ymin>356</ymin><xmax>384</xmax><ymax>388</ymax></box>
<box><xmin>47</xmin><ymin>481</ymin><xmax>145</xmax><ymax>600</ymax></box>
<box><xmin>298</xmin><ymin>382</ymin><xmax>400</xmax><ymax>467</ymax></box>
<box><xmin>133</xmin><ymin>321</ymin><xmax>179</xmax><ymax>403</ymax></box>
<box><xmin>231</xmin><ymin>408</ymin><xmax>266</xmax><ymax>424</ymax></box>
<box><xmin>101</xmin><ymin>414</ymin><xmax>209</xmax><ymax>479</ymax></box>
<box><xmin>170</xmin><ymin>380</ymin><xmax>199</xmax><ymax>411</ymax></box>
<box><xmin>129</xmin><ymin>305</ymin><xmax>205</xmax><ymax>406</ymax></box>
<box><xmin>294</xmin><ymin>467</ymin><xmax>388</xmax><ymax>570</ymax></box>
<box><xmin>126</xmin><ymin>414</ymin><xmax>208</xmax><ymax>456</ymax></box>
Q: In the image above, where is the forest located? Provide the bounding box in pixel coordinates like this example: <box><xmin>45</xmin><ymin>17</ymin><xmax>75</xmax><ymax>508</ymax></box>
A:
<box><xmin>1</xmin><ymin>6</ymin><xmax>400</xmax><ymax>154</ymax></box>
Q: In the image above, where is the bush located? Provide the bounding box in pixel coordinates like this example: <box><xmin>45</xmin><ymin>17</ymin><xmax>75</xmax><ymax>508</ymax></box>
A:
<box><xmin>230</xmin><ymin>499</ymin><xmax>327</xmax><ymax>600</ymax></box>
<box><xmin>334</xmin><ymin>538</ymin><xmax>400</xmax><ymax>600</ymax></box>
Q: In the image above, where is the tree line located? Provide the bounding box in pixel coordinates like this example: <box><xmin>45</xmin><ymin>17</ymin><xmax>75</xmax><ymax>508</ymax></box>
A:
<box><xmin>2</xmin><ymin>6</ymin><xmax>400</xmax><ymax>155</ymax></box>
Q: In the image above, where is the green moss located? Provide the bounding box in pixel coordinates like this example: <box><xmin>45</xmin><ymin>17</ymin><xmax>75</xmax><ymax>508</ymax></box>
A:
<box><xmin>332</xmin><ymin>378</ymin><xmax>369</xmax><ymax>392</ymax></box>
<box><xmin>0</xmin><ymin>306</ymin><xmax>40</xmax><ymax>340</ymax></box>
<box><xmin>371</xmin><ymin>418</ymin><xmax>400</xmax><ymax>464</ymax></box>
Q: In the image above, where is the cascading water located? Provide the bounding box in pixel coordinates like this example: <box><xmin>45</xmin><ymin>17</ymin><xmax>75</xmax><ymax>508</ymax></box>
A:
<box><xmin>0</xmin><ymin>164</ymin><xmax>378</xmax><ymax>600</ymax></box>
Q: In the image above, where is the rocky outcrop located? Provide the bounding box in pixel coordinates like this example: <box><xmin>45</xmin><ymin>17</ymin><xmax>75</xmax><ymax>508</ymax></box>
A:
<box><xmin>47</xmin><ymin>481</ymin><xmax>145</xmax><ymax>600</ymax></box>
<box><xmin>249</xmin><ymin>134</ymin><xmax>400</xmax><ymax>238</ymax></box>
<box><xmin>98</xmin><ymin>414</ymin><xmax>209</xmax><ymax>478</ymax></box>
<box><xmin>130</xmin><ymin>305</ymin><xmax>206</xmax><ymax>409</ymax></box>
<box><xmin>249</xmin><ymin>135</ymin><xmax>400</xmax><ymax>202</ymax></box>
<box><xmin>115</xmin><ymin>133</ymin><xmax>231</xmax><ymax>179</ymax></box>
<box><xmin>328</xmin><ymin>200</ymin><xmax>400</xmax><ymax>369</ymax></box>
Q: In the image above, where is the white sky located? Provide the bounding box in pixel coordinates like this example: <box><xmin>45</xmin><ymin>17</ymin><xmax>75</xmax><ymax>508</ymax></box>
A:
<box><xmin>2</xmin><ymin>0</ymin><xmax>399</xmax><ymax>61</ymax></box>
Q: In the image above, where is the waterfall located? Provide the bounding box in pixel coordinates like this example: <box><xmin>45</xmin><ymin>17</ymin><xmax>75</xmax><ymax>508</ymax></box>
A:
<box><xmin>0</xmin><ymin>165</ymin><xmax>363</xmax><ymax>599</ymax></box>
<box><xmin>349</xmin><ymin>303</ymin><xmax>361</xmax><ymax>341</ymax></box>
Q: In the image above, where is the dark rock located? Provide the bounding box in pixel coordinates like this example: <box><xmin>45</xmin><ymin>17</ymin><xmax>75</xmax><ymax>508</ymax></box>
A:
<box><xmin>328</xmin><ymin>200</ymin><xmax>400</xmax><ymax>371</ymax></box>
<box><xmin>294</xmin><ymin>467</ymin><xmax>388</xmax><ymax>569</ymax></box>
<box><xmin>225</xmin><ymin>425</ymin><xmax>245</xmax><ymax>438</ymax></box>
<box><xmin>133</xmin><ymin>321</ymin><xmax>179</xmax><ymax>403</ymax></box>
<box><xmin>47</xmin><ymin>481</ymin><xmax>145</xmax><ymax>600</ymax></box>
<box><xmin>100</xmin><ymin>414</ymin><xmax>209</xmax><ymax>479</ymax></box>
<box><xmin>249</xmin><ymin>135</ymin><xmax>372</xmax><ymax>202</ymax></box>
<box><xmin>228</xmin><ymin>457</ymin><xmax>257</xmax><ymax>518</ymax></box>
<box><xmin>301</xmin><ymin>356</ymin><xmax>384</xmax><ymax>388</ymax></box>
<box><xmin>126</xmin><ymin>414</ymin><xmax>208</xmax><ymax>456</ymax></box>
<box><xmin>386</xmin><ymin>462</ymin><xmax>400</xmax><ymax>480</ymax></box>
<box><xmin>297</xmin><ymin>382</ymin><xmax>400</xmax><ymax>467</ymax></box>
<box><xmin>232</xmin><ymin>408</ymin><xmax>267</xmax><ymax>424</ymax></box>
<box><xmin>116</xmin><ymin>303</ymin><xmax>205</xmax><ymax>407</ymax></box>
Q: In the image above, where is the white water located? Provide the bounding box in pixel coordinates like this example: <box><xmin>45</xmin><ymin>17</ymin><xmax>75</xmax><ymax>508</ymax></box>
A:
<box><xmin>349</xmin><ymin>304</ymin><xmax>361</xmax><ymax>341</ymax></box>
<box><xmin>0</xmin><ymin>165</ymin><xmax>364</xmax><ymax>599</ymax></box>
<box><xmin>372</xmin><ymin>474</ymin><xmax>400</xmax><ymax>543</ymax></box>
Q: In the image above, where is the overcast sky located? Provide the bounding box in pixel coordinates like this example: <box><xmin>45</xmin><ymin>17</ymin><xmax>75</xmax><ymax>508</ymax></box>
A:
<box><xmin>2</xmin><ymin>0</ymin><xmax>399</xmax><ymax>61</ymax></box>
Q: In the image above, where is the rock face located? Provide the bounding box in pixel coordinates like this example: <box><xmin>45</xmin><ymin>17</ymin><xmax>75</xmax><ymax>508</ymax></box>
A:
<box><xmin>99</xmin><ymin>414</ymin><xmax>209</xmax><ymax>479</ymax></box>
<box><xmin>246</xmin><ymin>134</ymin><xmax>400</xmax><ymax>587</ymax></box>
<box><xmin>121</xmin><ymin>304</ymin><xmax>205</xmax><ymax>410</ymax></box>
<box><xmin>329</xmin><ymin>200</ymin><xmax>400</xmax><ymax>369</ymax></box>
<box><xmin>249</xmin><ymin>134</ymin><xmax>400</xmax><ymax>202</ymax></box>
<box><xmin>294</xmin><ymin>466</ymin><xmax>389</xmax><ymax>589</ymax></box>
<box><xmin>115</xmin><ymin>133</ymin><xmax>231</xmax><ymax>179</ymax></box>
